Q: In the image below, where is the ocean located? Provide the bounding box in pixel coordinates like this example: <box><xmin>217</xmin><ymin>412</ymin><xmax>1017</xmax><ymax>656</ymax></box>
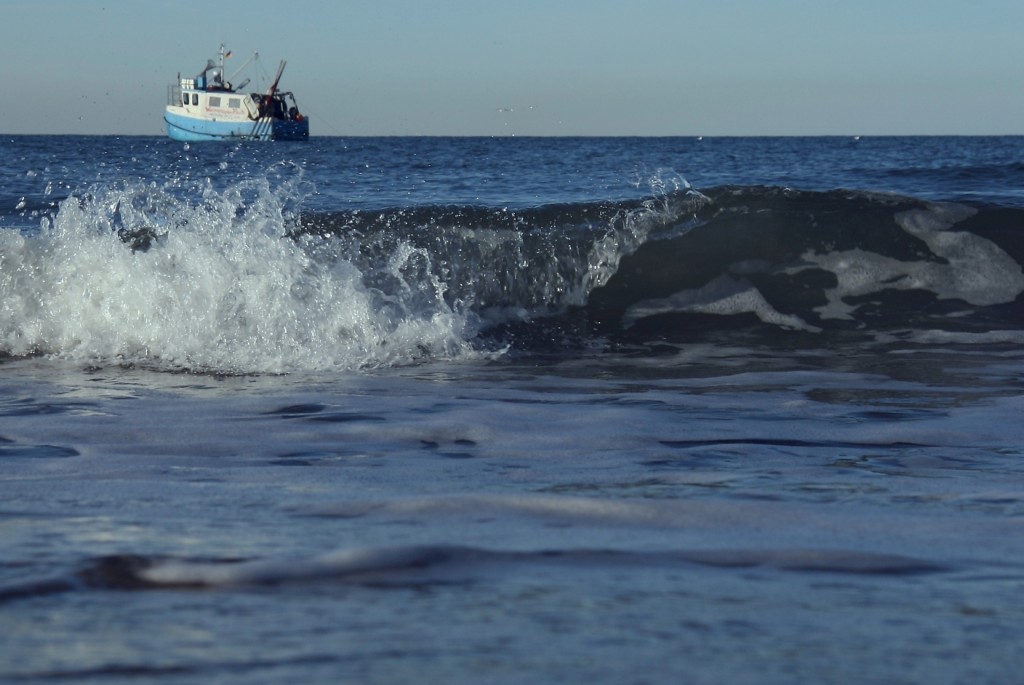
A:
<box><xmin>2</xmin><ymin>134</ymin><xmax>1023</xmax><ymax>684</ymax></box>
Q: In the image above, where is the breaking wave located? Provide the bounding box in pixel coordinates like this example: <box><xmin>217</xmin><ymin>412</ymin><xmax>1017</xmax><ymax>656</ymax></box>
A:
<box><xmin>0</xmin><ymin>169</ymin><xmax>480</xmax><ymax>374</ymax></box>
<box><xmin>2</xmin><ymin>168</ymin><xmax>1022</xmax><ymax>374</ymax></box>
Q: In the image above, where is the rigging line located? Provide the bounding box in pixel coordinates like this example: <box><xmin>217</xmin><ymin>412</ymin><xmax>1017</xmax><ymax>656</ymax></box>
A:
<box><xmin>228</xmin><ymin>51</ymin><xmax>259</xmax><ymax>82</ymax></box>
<box><xmin>293</xmin><ymin>102</ymin><xmax>344</xmax><ymax>136</ymax></box>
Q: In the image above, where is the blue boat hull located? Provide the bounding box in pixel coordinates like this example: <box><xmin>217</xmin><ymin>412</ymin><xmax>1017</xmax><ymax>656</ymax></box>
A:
<box><xmin>164</xmin><ymin>110</ymin><xmax>309</xmax><ymax>142</ymax></box>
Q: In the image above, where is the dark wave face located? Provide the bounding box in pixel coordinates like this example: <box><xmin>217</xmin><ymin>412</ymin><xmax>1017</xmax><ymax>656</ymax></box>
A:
<box><xmin>298</xmin><ymin>186</ymin><xmax>1024</xmax><ymax>353</ymax></box>
<box><xmin>588</xmin><ymin>187</ymin><xmax>1024</xmax><ymax>342</ymax></box>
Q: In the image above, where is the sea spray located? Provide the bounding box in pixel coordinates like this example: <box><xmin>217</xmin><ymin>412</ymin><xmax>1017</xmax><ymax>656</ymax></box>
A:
<box><xmin>0</xmin><ymin>174</ymin><xmax>476</xmax><ymax>373</ymax></box>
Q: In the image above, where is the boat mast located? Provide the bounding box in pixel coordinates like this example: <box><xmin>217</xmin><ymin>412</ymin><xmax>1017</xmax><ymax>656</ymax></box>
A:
<box><xmin>268</xmin><ymin>60</ymin><xmax>287</xmax><ymax>96</ymax></box>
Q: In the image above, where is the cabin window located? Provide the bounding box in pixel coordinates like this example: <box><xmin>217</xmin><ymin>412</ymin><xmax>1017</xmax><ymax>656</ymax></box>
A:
<box><xmin>228</xmin><ymin>98</ymin><xmax>241</xmax><ymax>109</ymax></box>
<box><xmin>209</xmin><ymin>96</ymin><xmax>221</xmax><ymax>108</ymax></box>
<box><xmin>192</xmin><ymin>93</ymin><xmax>199</xmax><ymax>106</ymax></box>
<box><xmin>182</xmin><ymin>93</ymin><xmax>188</xmax><ymax>106</ymax></box>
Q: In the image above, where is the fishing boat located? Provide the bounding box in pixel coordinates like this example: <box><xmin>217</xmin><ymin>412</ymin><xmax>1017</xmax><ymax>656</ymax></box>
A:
<box><xmin>165</xmin><ymin>45</ymin><xmax>309</xmax><ymax>142</ymax></box>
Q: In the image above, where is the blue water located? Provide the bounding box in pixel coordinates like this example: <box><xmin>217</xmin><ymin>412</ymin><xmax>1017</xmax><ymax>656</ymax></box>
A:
<box><xmin>2</xmin><ymin>135</ymin><xmax>1024</xmax><ymax>684</ymax></box>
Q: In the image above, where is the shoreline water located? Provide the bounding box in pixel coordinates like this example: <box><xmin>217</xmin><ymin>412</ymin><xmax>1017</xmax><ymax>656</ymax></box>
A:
<box><xmin>2</xmin><ymin>134</ymin><xmax>1023</xmax><ymax>683</ymax></box>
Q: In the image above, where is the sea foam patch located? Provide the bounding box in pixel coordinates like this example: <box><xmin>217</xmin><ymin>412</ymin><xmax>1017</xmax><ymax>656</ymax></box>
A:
<box><xmin>802</xmin><ymin>202</ymin><xmax>1024</xmax><ymax>321</ymax></box>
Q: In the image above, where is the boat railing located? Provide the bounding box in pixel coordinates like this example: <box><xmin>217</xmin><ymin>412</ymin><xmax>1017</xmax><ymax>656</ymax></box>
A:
<box><xmin>167</xmin><ymin>84</ymin><xmax>182</xmax><ymax>107</ymax></box>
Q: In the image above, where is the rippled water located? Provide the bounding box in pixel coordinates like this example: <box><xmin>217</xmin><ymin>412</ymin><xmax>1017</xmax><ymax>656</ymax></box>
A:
<box><xmin>2</xmin><ymin>135</ymin><xmax>1023</xmax><ymax>683</ymax></box>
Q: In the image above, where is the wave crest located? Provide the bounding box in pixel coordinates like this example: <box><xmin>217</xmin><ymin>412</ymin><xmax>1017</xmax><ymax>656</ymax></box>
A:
<box><xmin>3</xmin><ymin>178</ymin><xmax>1021</xmax><ymax>372</ymax></box>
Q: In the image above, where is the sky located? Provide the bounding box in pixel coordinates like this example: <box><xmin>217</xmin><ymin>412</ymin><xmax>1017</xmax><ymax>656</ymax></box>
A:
<box><xmin>1</xmin><ymin>0</ymin><xmax>1022</xmax><ymax>136</ymax></box>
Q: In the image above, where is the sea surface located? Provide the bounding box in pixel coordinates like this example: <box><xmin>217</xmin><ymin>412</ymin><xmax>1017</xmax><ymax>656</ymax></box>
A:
<box><xmin>2</xmin><ymin>134</ymin><xmax>1023</xmax><ymax>684</ymax></box>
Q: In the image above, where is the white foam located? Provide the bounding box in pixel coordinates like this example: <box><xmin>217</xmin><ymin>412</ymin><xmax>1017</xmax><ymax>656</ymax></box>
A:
<box><xmin>877</xmin><ymin>328</ymin><xmax>1024</xmax><ymax>346</ymax></box>
<box><xmin>0</xmin><ymin>177</ymin><xmax>476</xmax><ymax>373</ymax></box>
<box><xmin>798</xmin><ymin>202</ymin><xmax>1024</xmax><ymax>321</ymax></box>
<box><xmin>139</xmin><ymin>545</ymin><xmax>451</xmax><ymax>587</ymax></box>
<box><xmin>623</xmin><ymin>273</ymin><xmax>821</xmax><ymax>332</ymax></box>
